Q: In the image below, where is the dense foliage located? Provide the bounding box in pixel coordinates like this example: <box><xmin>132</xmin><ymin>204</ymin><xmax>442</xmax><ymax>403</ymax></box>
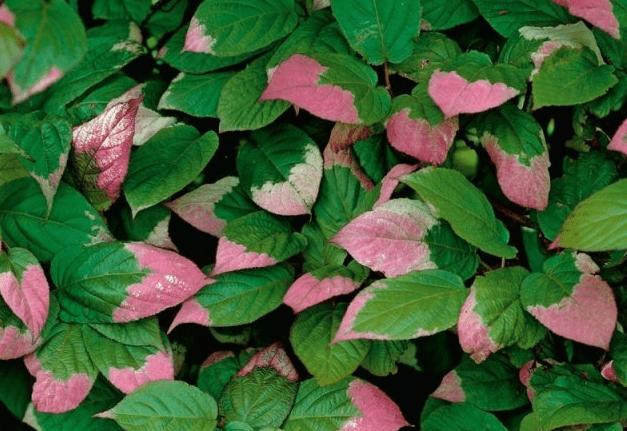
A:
<box><xmin>2</xmin><ymin>0</ymin><xmax>627</xmax><ymax>430</ymax></box>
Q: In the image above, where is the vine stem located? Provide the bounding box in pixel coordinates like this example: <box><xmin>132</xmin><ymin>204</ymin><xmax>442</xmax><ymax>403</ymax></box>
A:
<box><xmin>383</xmin><ymin>62</ymin><xmax>392</xmax><ymax>93</ymax></box>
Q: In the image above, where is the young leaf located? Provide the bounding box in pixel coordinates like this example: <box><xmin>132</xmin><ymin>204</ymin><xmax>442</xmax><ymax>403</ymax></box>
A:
<box><xmin>185</xmin><ymin>0</ymin><xmax>298</xmax><ymax>57</ymax></box>
<box><xmin>213</xmin><ymin>211</ymin><xmax>307</xmax><ymax>275</ymax></box>
<box><xmin>538</xmin><ymin>152</ymin><xmax>618</xmax><ymax>241</ymax></box>
<box><xmin>165</xmin><ymin>177</ymin><xmax>258</xmax><ymax>237</ymax></box>
<box><xmin>169</xmin><ymin>264</ymin><xmax>294</xmax><ymax>329</ymax></box>
<box><xmin>472</xmin><ymin>104</ymin><xmax>551</xmax><ymax>210</ymax></box>
<box><xmin>290</xmin><ymin>302</ymin><xmax>370</xmax><ymax>386</ymax></box>
<box><xmin>260</xmin><ymin>53</ymin><xmax>391</xmax><ymax>125</ymax></box>
<box><xmin>458</xmin><ymin>267</ymin><xmax>545</xmax><ymax>363</ymax></box>
<box><xmin>386</xmin><ymin>85</ymin><xmax>459</xmax><ymax>165</ymax></box>
<box><xmin>521</xmin><ymin>252</ymin><xmax>617</xmax><ymax>349</ymax></box>
<box><xmin>422</xmin><ymin>402</ymin><xmax>508</xmax><ymax>431</ymax></box>
<box><xmin>25</xmin><ymin>323</ymin><xmax>97</xmax><ymax>413</ymax></box>
<box><xmin>97</xmin><ymin>380</ymin><xmax>218</xmax><ymax>431</ymax></box>
<box><xmin>158</xmin><ymin>71</ymin><xmax>236</xmax><ymax>118</ymax></box>
<box><xmin>533</xmin><ymin>46</ymin><xmax>618</xmax><ymax>108</ymax></box>
<box><xmin>217</xmin><ymin>52</ymin><xmax>291</xmax><ymax>132</ymax></box>
<box><xmin>421</xmin><ymin>0</ymin><xmax>479</xmax><ymax>30</ymax></box>
<box><xmin>334</xmin><ymin>269</ymin><xmax>468</xmax><ymax>341</ymax></box>
<box><xmin>4</xmin><ymin>0</ymin><xmax>87</xmax><ymax>103</ymax></box>
<box><xmin>283</xmin><ymin>377</ymin><xmax>409</xmax><ymax>431</ymax></box>
<box><xmin>83</xmin><ymin>324</ymin><xmax>174</xmax><ymax>394</ymax></box>
<box><xmin>0</xmin><ymin>247</ymin><xmax>49</xmax><ymax>338</ymax></box>
<box><xmin>401</xmin><ymin>167</ymin><xmax>517</xmax><ymax>258</ymax></box>
<box><xmin>237</xmin><ymin>124</ymin><xmax>323</xmax><ymax>216</ymax></box>
<box><xmin>0</xmin><ymin>178</ymin><xmax>112</xmax><ymax>262</ymax></box>
<box><xmin>123</xmin><ymin>125</ymin><xmax>219</xmax><ymax>216</ymax></box>
<box><xmin>52</xmin><ymin>241</ymin><xmax>208</xmax><ymax>323</ymax></box>
<box><xmin>331</xmin><ymin>198</ymin><xmax>439</xmax><ymax>277</ymax></box>
<box><xmin>554</xmin><ymin>178</ymin><xmax>627</xmax><ymax>251</ymax></box>
<box><xmin>219</xmin><ymin>343</ymin><xmax>298</xmax><ymax>429</ymax></box>
<box><xmin>427</xmin><ymin>51</ymin><xmax>526</xmax><ymax>117</ymax></box>
<box><xmin>69</xmin><ymin>86</ymin><xmax>142</xmax><ymax>211</ymax></box>
<box><xmin>432</xmin><ymin>355</ymin><xmax>528</xmax><ymax>411</ymax></box>
<box><xmin>330</xmin><ymin>0</ymin><xmax>421</xmax><ymax>65</ymax></box>
<box><xmin>0</xmin><ymin>112</ymin><xmax>71</xmax><ymax>211</ymax></box>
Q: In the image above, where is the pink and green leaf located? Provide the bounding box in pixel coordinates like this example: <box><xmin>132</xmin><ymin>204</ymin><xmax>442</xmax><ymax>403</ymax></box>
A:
<box><xmin>52</xmin><ymin>241</ymin><xmax>209</xmax><ymax>324</ymax></box>
<box><xmin>0</xmin><ymin>247</ymin><xmax>49</xmax><ymax>338</ymax></box>
<box><xmin>551</xmin><ymin>0</ymin><xmax>620</xmax><ymax>39</ymax></box>
<box><xmin>70</xmin><ymin>87</ymin><xmax>143</xmax><ymax>211</ymax></box>
<box><xmin>331</xmin><ymin>198</ymin><xmax>439</xmax><ymax>277</ymax></box>
<box><xmin>283</xmin><ymin>377</ymin><xmax>408</xmax><ymax>431</ymax></box>
<box><xmin>120</xmin><ymin>204</ymin><xmax>178</xmax><ymax>251</ymax></box>
<box><xmin>260</xmin><ymin>53</ymin><xmax>391</xmax><ymax>125</ymax></box>
<box><xmin>334</xmin><ymin>269</ymin><xmax>467</xmax><ymax>342</ymax></box>
<box><xmin>521</xmin><ymin>252</ymin><xmax>617</xmax><ymax>349</ymax></box>
<box><xmin>0</xmin><ymin>297</ymin><xmax>41</xmax><ymax>359</ymax></box>
<box><xmin>237</xmin><ymin>124</ymin><xmax>323</xmax><ymax>216</ymax></box>
<box><xmin>290</xmin><ymin>302</ymin><xmax>371</xmax><ymax>385</ymax></box>
<box><xmin>212</xmin><ymin>211</ymin><xmax>307</xmax><ymax>275</ymax></box>
<box><xmin>169</xmin><ymin>264</ymin><xmax>294</xmax><ymax>330</ymax></box>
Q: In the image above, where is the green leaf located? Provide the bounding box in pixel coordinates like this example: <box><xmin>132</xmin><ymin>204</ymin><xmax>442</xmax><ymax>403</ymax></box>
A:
<box><xmin>533</xmin><ymin>46</ymin><xmax>618</xmax><ymax>108</ymax></box>
<box><xmin>187</xmin><ymin>0</ymin><xmax>298</xmax><ymax>57</ymax></box>
<box><xmin>0</xmin><ymin>22</ymin><xmax>24</xmax><ymax>80</ymax></box>
<box><xmin>236</xmin><ymin>124</ymin><xmax>323</xmax><ymax>216</ymax></box>
<box><xmin>334</xmin><ymin>269</ymin><xmax>468</xmax><ymax>341</ymax></box>
<box><xmin>360</xmin><ymin>340</ymin><xmax>408</xmax><ymax>376</ymax></box>
<box><xmin>158</xmin><ymin>71</ymin><xmax>236</xmax><ymax>118</ymax></box>
<box><xmin>391</xmin><ymin>32</ymin><xmax>461</xmax><ymax>83</ymax></box>
<box><xmin>217</xmin><ymin>52</ymin><xmax>291</xmax><ymax>132</ymax></box>
<box><xmin>0</xmin><ymin>154</ymin><xmax>29</xmax><ymax>188</ymax></box>
<box><xmin>538</xmin><ymin>152</ymin><xmax>618</xmax><ymax>241</ymax></box>
<box><xmin>123</xmin><ymin>125</ymin><xmax>219</xmax><ymax>216</ymax></box>
<box><xmin>0</xmin><ymin>178</ymin><xmax>111</xmax><ymax>262</ymax></box>
<box><xmin>424</xmin><ymin>221</ymin><xmax>479</xmax><ymax>281</ymax></box>
<box><xmin>556</xmin><ymin>178</ymin><xmax>627</xmax><ymax>251</ymax></box>
<box><xmin>422</xmin><ymin>402</ymin><xmax>508</xmax><ymax>431</ymax></box>
<box><xmin>421</xmin><ymin>0</ymin><xmax>479</xmax><ymax>30</ymax></box>
<box><xmin>290</xmin><ymin>303</ymin><xmax>370</xmax><ymax>386</ymax></box>
<box><xmin>120</xmin><ymin>204</ymin><xmax>177</xmax><ymax>251</ymax></box>
<box><xmin>470</xmin><ymin>0</ymin><xmax>572</xmax><ymax>37</ymax></box>
<box><xmin>330</xmin><ymin>0</ymin><xmax>421</xmax><ymax>64</ymax></box>
<box><xmin>6</xmin><ymin>0</ymin><xmax>87</xmax><ymax>103</ymax></box>
<box><xmin>170</xmin><ymin>264</ymin><xmax>295</xmax><ymax>329</ymax></box>
<box><xmin>401</xmin><ymin>167</ymin><xmax>517</xmax><ymax>258</ymax></box>
<box><xmin>98</xmin><ymin>380</ymin><xmax>218</xmax><ymax>431</ymax></box>
<box><xmin>0</xmin><ymin>112</ymin><xmax>72</xmax><ymax>211</ymax></box>
<box><xmin>198</xmin><ymin>350</ymin><xmax>254</xmax><ymax>401</ymax></box>
<box><xmin>92</xmin><ymin>0</ymin><xmax>151</xmax><ymax>22</ymax></box>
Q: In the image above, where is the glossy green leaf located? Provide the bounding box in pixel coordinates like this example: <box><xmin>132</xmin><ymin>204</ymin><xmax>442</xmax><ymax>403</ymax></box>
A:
<box><xmin>422</xmin><ymin>403</ymin><xmax>508</xmax><ymax>431</ymax></box>
<box><xmin>5</xmin><ymin>0</ymin><xmax>87</xmax><ymax>103</ymax></box>
<box><xmin>92</xmin><ymin>0</ymin><xmax>151</xmax><ymax>22</ymax></box>
<box><xmin>402</xmin><ymin>167</ymin><xmax>517</xmax><ymax>258</ymax></box>
<box><xmin>334</xmin><ymin>269</ymin><xmax>468</xmax><ymax>341</ymax></box>
<box><xmin>421</xmin><ymin>0</ymin><xmax>479</xmax><ymax>30</ymax></box>
<box><xmin>330</xmin><ymin>0</ymin><xmax>421</xmax><ymax>65</ymax></box>
<box><xmin>538</xmin><ymin>152</ymin><xmax>618</xmax><ymax>241</ymax></box>
<box><xmin>217</xmin><ymin>53</ymin><xmax>291</xmax><ymax>132</ymax></box>
<box><xmin>533</xmin><ymin>46</ymin><xmax>618</xmax><ymax>108</ymax></box>
<box><xmin>290</xmin><ymin>303</ymin><xmax>370</xmax><ymax>386</ymax></box>
<box><xmin>98</xmin><ymin>380</ymin><xmax>218</xmax><ymax>431</ymax></box>
<box><xmin>124</xmin><ymin>125</ymin><xmax>219</xmax><ymax>216</ymax></box>
<box><xmin>0</xmin><ymin>178</ymin><xmax>111</xmax><ymax>262</ymax></box>
<box><xmin>424</xmin><ymin>222</ymin><xmax>479</xmax><ymax>281</ymax></box>
<box><xmin>360</xmin><ymin>340</ymin><xmax>408</xmax><ymax>376</ymax></box>
<box><xmin>88</xmin><ymin>318</ymin><xmax>162</xmax><ymax>347</ymax></box>
<box><xmin>555</xmin><ymin>178</ymin><xmax>627</xmax><ymax>251</ymax></box>
<box><xmin>237</xmin><ymin>124</ymin><xmax>323</xmax><ymax>216</ymax></box>
<box><xmin>392</xmin><ymin>32</ymin><xmax>462</xmax><ymax>83</ymax></box>
<box><xmin>187</xmin><ymin>0</ymin><xmax>298</xmax><ymax>57</ymax></box>
<box><xmin>158</xmin><ymin>71</ymin><xmax>236</xmax><ymax>118</ymax></box>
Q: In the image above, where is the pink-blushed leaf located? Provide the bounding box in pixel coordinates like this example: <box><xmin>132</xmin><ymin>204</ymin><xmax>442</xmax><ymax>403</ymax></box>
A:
<box><xmin>165</xmin><ymin>177</ymin><xmax>241</xmax><ymax>236</ymax></box>
<box><xmin>386</xmin><ymin>108</ymin><xmax>459</xmax><ymax>165</ymax></box>
<box><xmin>345</xmin><ymin>378</ymin><xmax>409</xmax><ymax>431</ymax></box>
<box><xmin>0</xmin><ymin>325</ymin><xmax>40</xmax><ymax>360</ymax></box>
<box><xmin>431</xmin><ymin>370</ymin><xmax>466</xmax><ymax>403</ymax></box>
<box><xmin>374</xmin><ymin>163</ymin><xmax>419</xmax><ymax>208</ymax></box>
<box><xmin>322</xmin><ymin>131</ymin><xmax>375</xmax><ymax>191</ymax></box>
<box><xmin>457</xmin><ymin>287</ymin><xmax>500</xmax><ymax>363</ymax></box>
<box><xmin>132</xmin><ymin>106</ymin><xmax>176</xmax><ymax>146</ymax></box>
<box><xmin>327</xmin><ymin>122</ymin><xmax>373</xmax><ymax>153</ymax></box>
<box><xmin>108</xmin><ymin>350</ymin><xmax>174</xmax><ymax>394</ymax></box>
<box><xmin>70</xmin><ymin>86</ymin><xmax>143</xmax><ymax>211</ymax></box>
<box><xmin>112</xmin><ymin>242</ymin><xmax>210</xmax><ymax>323</ymax></box>
<box><xmin>237</xmin><ymin>341</ymin><xmax>299</xmax><ymax>381</ymax></box>
<box><xmin>608</xmin><ymin>117</ymin><xmax>627</xmax><ymax>156</ymax></box>
<box><xmin>601</xmin><ymin>360</ymin><xmax>619</xmax><ymax>382</ymax></box>
<box><xmin>168</xmin><ymin>296</ymin><xmax>212</xmax><ymax>331</ymax></box>
<box><xmin>428</xmin><ymin>70</ymin><xmax>520</xmax><ymax>118</ymax></box>
<box><xmin>331</xmin><ymin>198</ymin><xmax>438</xmax><ymax>277</ymax></box>
<box><xmin>183</xmin><ymin>16</ymin><xmax>216</xmax><ymax>54</ymax></box>
<box><xmin>0</xmin><ymin>247</ymin><xmax>49</xmax><ymax>338</ymax></box>
<box><xmin>521</xmin><ymin>252</ymin><xmax>617</xmax><ymax>350</ymax></box>
<box><xmin>260</xmin><ymin>53</ymin><xmax>391</xmax><ymax>125</ymax></box>
<box><xmin>283</xmin><ymin>267</ymin><xmax>362</xmax><ymax>313</ymax></box>
<box><xmin>551</xmin><ymin>0</ymin><xmax>620</xmax><ymax>39</ymax></box>
<box><xmin>212</xmin><ymin>237</ymin><xmax>277</xmax><ymax>276</ymax></box>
